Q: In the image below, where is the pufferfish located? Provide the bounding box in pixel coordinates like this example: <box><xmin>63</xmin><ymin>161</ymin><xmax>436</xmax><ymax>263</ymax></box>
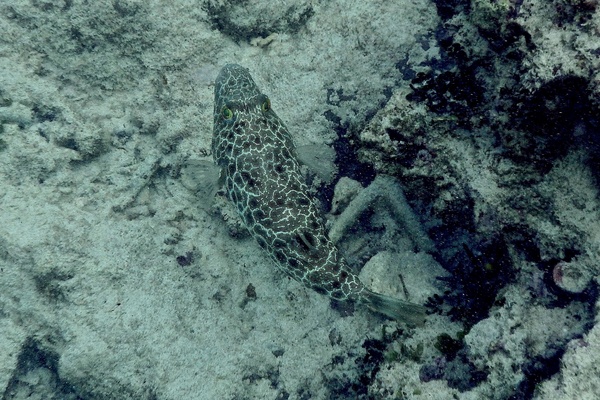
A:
<box><xmin>211</xmin><ymin>63</ymin><xmax>425</xmax><ymax>325</ymax></box>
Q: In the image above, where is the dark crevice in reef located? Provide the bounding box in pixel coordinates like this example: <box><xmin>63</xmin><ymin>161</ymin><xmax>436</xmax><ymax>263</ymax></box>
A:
<box><xmin>428</xmin><ymin>236</ymin><xmax>516</xmax><ymax>327</ymax></box>
<box><xmin>322</xmin><ymin>109</ymin><xmax>376</xmax><ymax>206</ymax></box>
<box><xmin>3</xmin><ymin>337</ymin><xmax>164</xmax><ymax>399</ymax></box>
<box><xmin>3</xmin><ymin>338</ymin><xmax>78</xmax><ymax>400</ymax></box>
<box><xmin>420</xmin><ymin>344</ymin><xmax>488</xmax><ymax>392</ymax></box>
<box><xmin>324</xmin><ymin>338</ymin><xmax>388</xmax><ymax>400</ymax></box>
<box><xmin>510</xmin><ymin>298</ymin><xmax>596</xmax><ymax>400</ymax></box>
<box><xmin>431</xmin><ymin>0</ymin><xmax>471</xmax><ymax>21</ymax></box>
<box><xmin>324</xmin><ymin>81</ymin><xmax>396</xmax><ymax>190</ymax></box>
<box><xmin>316</xmin><ymin>65</ymin><xmax>402</xmax><ymax>212</ymax></box>
<box><xmin>510</xmin><ymin>75</ymin><xmax>597</xmax><ymax>173</ymax></box>
<box><xmin>202</xmin><ymin>1</ymin><xmax>314</xmax><ymax>43</ymax></box>
<box><xmin>331</xmin><ymin>125</ymin><xmax>376</xmax><ymax>188</ymax></box>
<box><xmin>584</xmin><ymin>116</ymin><xmax>600</xmax><ymax>187</ymax></box>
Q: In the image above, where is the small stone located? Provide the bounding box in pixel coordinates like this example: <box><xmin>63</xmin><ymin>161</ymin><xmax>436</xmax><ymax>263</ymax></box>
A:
<box><xmin>552</xmin><ymin>259</ymin><xmax>593</xmax><ymax>294</ymax></box>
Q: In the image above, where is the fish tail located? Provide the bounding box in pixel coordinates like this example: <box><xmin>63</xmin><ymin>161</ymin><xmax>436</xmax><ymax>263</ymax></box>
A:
<box><xmin>360</xmin><ymin>289</ymin><xmax>426</xmax><ymax>326</ymax></box>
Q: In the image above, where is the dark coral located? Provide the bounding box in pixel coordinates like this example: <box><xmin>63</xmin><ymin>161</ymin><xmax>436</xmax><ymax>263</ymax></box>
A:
<box><xmin>508</xmin><ymin>75</ymin><xmax>594</xmax><ymax>173</ymax></box>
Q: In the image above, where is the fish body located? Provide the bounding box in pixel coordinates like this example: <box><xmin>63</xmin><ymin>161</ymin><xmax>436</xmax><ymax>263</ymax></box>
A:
<box><xmin>212</xmin><ymin>64</ymin><xmax>425</xmax><ymax>324</ymax></box>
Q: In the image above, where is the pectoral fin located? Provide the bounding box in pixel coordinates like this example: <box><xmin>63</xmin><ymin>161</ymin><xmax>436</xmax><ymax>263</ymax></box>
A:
<box><xmin>180</xmin><ymin>160</ymin><xmax>222</xmax><ymax>210</ymax></box>
<box><xmin>296</xmin><ymin>144</ymin><xmax>337</xmax><ymax>184</ymax></box>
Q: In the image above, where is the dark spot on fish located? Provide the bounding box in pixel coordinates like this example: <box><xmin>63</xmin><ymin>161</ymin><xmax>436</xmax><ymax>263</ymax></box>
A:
<box><xmin>275</xmin><ymin>250</ymin><xmax>287</xmax><ymax>263</ymax></box>
<box><xmin>247</xmin><ymin>176</ymin><xmax>259</xmax><ymax>188</ymax></box>
<box><xmin>254</xmin><ymin>224</ymin><xmax>267</xmax><ymax>238</ymax></box>
<box><xmin>332</xmin><ymin>281</ymin><xmax>341</xmax><ymax>289</ymax></box>
<box><xmin>244</xmin><ymin>210</ymin><xmax>254</xmax><ymax>224</ymax></box>
<box><xmin>303</xmin><ymin>232</ymin><xmax>316</xmax><ymax>247</ymax></box>
<box><xmin>294</xmin><ymin>234</ymin><xmax>308</xmax><ymax>252</ymax></box>
<box><xmin>233</xmin><ymin>174</ymin><xmax>243</xmax><ymax>186</ymax></box>
<box><xmin>225</xmin><ymin>179</ymin><xmax>233</xmax><ymax>194</ymax></box>
<box><xmin>273</xmin><ymin>238</ymin><xmax>286</xmax><ymax>248</ymax></box>
<box><xmin>274</xmin><ymin>164</ymin><xmax>284</xmax><ymax>173</ymax></box>
<box><xmin>249</xmin><ymin>157</ymin><xmax>261</xmax><ymax>169</ymax></box>
<box><xmin>253</xmin><ymin>209</ymin><xmax>265</xmax><ymax>220</ymax></box>
<box><xmin>313</xmin><ymin>286</ymin><xmax>327</xmax><ymax>295</ymax></box>
<box><xmin>235</xmin><ymin>120</ymin><xmax>249</xmax><ymax>131</ymax></box>
<box><xmin>262</xmin><ymin>217</ymin><xmax>273</xmax><ymax>228</ymax></box>
<box><xmin>288</xmin><ymin>258</ymin><xmax>300</xmax><ymax>269</ymax></box>
<box><xmin>287</xmin><ymin>200</ymin><xmax>298</xmax><ymax>208</ymax></box>
<box><xmin>256</xmin><ymin>237</ymin><xmax>267</xmax><ymax>248</ymax></box>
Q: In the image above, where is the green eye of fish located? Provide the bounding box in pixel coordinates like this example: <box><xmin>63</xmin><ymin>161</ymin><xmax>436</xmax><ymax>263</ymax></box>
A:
<box><xmin>222</xmin><ymin>106</ymin><xmax>233</xmax><ymax>120</ymax></box>
<box><xmin>261</xmin><ymin>98</ymin><xmax>271</xmax><ymax>112</ymax></box>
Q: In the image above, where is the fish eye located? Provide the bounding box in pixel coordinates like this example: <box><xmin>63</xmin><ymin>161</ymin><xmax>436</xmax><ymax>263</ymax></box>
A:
<box><xmin>261</xmin><ymin>98</ymin><xmax>271</xmax><ymax>112</ymax></box>
<box><xmin>221</xmin><ymin>106</ymin><xmax>233</xmax><ymax>120</ymax></box>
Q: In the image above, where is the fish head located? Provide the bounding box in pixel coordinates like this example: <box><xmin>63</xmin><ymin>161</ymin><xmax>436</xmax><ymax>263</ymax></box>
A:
<box><xmin>212</xmin><ymin>64</ymin><xmax>289</xmax><ymax>166</ymax></box>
